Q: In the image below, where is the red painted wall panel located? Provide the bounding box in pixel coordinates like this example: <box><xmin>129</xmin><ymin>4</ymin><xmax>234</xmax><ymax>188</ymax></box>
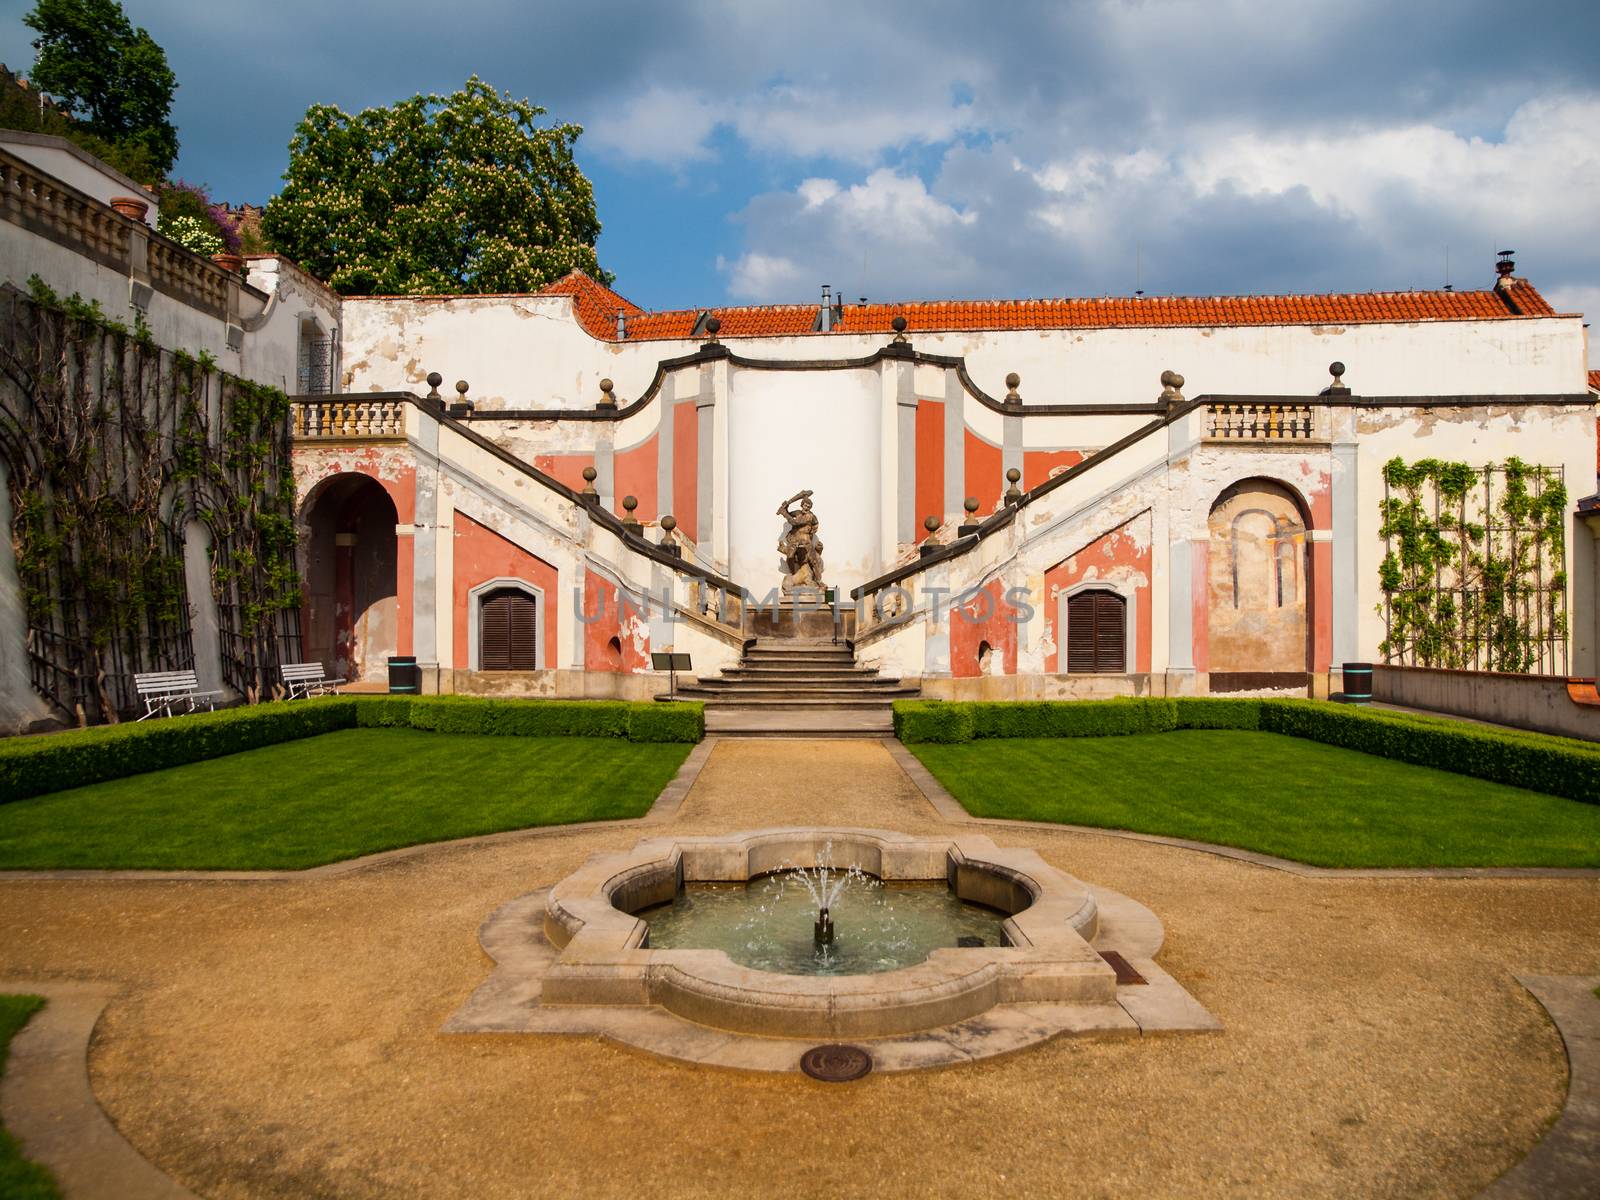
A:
<box><xmin>1042</xmin><ymin>517</ymin><xmax>1153</xmax><ymax>674</ymax></box>
<box><xmin>533</xmin><ymin>453</ymin><xmax>595</xmax><ymax>494</ymax></box>
<box><xmin>963</xmin><ymin>430</ymin><xmax>1003</xmax><ymax>515</ymax></box>
<box><xmin>612</xmin><ymin>435</ymin><xmax>658</xmax><ymax>522</ymax></box>
<box><xmin>949</xmin><ymin>579</ymin><xmax>1019</xmax><ymax>678</ymax></box>
<box><xmin>1023</xmin><ymin>449</ymin><xmax>1085</xmax><ymax>490</ymax></box>
<box><xmin>672</xmin><ymin>403</ymin><xmax>698</xmax><ymax>541</ymax></box>
<box><xmin>582</xmin><ymin>570</ymin><xmax>651</xmax><ymax>674</ymax></box>
<box><xmin>914</xmin><ymin>399</ymin><xmax>943</xmax><ymax>540</ymax></box>
<box><xmin>451</xmin><ymin>511</ymin><xmax>560</xmax><ymax>670</ymax></box>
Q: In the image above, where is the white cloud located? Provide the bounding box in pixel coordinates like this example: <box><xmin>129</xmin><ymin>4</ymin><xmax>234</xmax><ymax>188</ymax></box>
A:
<box><xmin>585</xmin><ymin>86</ymin><xmax>721</xmax><ymax>166</ymax></box>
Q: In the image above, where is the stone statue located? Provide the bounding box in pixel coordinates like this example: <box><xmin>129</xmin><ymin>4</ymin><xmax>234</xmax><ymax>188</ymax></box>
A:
<box><xmin>776</xmin><ymin>490</ymin><xmax>825</xmax><ymax>591</ymax></box>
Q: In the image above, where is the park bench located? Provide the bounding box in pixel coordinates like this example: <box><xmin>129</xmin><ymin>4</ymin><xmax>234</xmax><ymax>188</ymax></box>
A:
<box><xmin>281</xmin><ymin>661</ymin><xmax>345</xmax><ymax>700</ymax></box>
<box><xmin>133</xmin><ymin>670</ymin><xmax>223</xmax><ymax>721</ymax></box>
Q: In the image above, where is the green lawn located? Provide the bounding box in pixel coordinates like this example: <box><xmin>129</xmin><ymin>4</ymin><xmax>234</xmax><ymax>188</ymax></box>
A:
<box><xmin>0</xmin><ymin>729</ymin><xmax>691</xmax><ymax>871</ymax></box>
<box><xmin>0</xmin><ymin>996</ymin><xmax>60</xmax><ymax>1200</ymax></box>
<box><xmin>910</xmin><ymin>730</ymin><xmax>1600</xmax><ymax>868</ymax></box>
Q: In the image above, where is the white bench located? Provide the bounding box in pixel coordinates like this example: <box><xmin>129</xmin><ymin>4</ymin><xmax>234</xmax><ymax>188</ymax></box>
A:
<box><xmin>281</xmin><ymin>662</ymin><xmax>345</xmax><ymax>700</ymax></box>
<box><xmin>134</xmin><ymin>670</ymin><xmax>223</xmax><ymax>721</ymax></box>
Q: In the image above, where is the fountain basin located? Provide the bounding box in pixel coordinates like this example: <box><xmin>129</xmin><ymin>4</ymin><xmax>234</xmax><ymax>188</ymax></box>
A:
<box><xmin>537</xmin><ymin>828</ymin><xmax>1115</xmax><ymax>1039</ymax></box>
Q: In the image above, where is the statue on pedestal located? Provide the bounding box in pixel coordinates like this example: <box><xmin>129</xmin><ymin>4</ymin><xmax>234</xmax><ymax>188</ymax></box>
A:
<box><xmin>776</xmin><ymin>490</ymin><xmax>825</xmax><ymax>592</ymax></box>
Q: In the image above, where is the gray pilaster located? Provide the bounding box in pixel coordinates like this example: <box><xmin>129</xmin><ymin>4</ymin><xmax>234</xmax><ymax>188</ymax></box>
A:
<box><xmin>1331</xmin><ymin>441</ymin><xmax>1360</xmax><ymax>664</ymax></box>
<box><xmin>696</xmin><ymin>372</ymin><xmax>715</xmax><ymax>548</ymax></box>
<box><xmin>1167</xmin><ymin>537</ymin><xmax>1193</xmax><ymax>671</ymax></box>
<box><xmin>595</xmin><ymin>442</ymin><xmax>615</xmax><ymax>512</ymax></box>
<box><xmin>897</xmin><ymin>370</ymin><xmax>917</xmax><ymax>543</ymax></box>
<box><xmin>943</xmin><ymin>369</ymin><xmax>963</xmax><ymax>518</ymax></box>
<box><xmin>411</xmin><ymin>413</ymin><xmax>441</xmax><ymax>668</ymax></box>
<box><xmin>655</xmin><ymin>373</ymin><xmax>676</xmax><ymax>521</ymax></box>
<box><xmin>1002</xmin><ymin>412</ymin><xmax>1023</xmax><ymax>487</ymax></box>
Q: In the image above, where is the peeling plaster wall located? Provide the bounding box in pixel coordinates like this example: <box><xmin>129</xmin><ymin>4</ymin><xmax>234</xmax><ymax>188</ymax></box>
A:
<box><xmin>1042</xmin><ymin>513</ymin><xmax>1154</xmax><ymax>674</ymax></box>
<box><xmin>582</xmin><ymin>569</ymin><xmax>651</xmax><ymax>674</ymax></box>
<box><xmin>451</xmin><ymin>510</ymin><xmax>559</xmax><ymax>671</ymax></box>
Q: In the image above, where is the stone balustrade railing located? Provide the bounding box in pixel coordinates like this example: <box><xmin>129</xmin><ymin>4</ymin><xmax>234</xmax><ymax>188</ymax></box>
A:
<box><xmin>148</xmin><ymin>236</ymin><xmax>231</xmax><ymax>319</ymax></box>
<box><xmin>0</xmin><ymin>146</ymin><xmax>257</xmax><ymax>322</ymax></box>
<box><xmin>290</xmin><ymin>397</ymin><xmax>406</xmax><ymax>440</ymax></box>
<box><xmin>1205</xmin><ymin>402</ymin><xmax>1323</xmax><ymax>442</ymax></box>
<box><xmin>0</xmin><ymin>150</ymin><xmax>131</xmax><ymax>269</ymax></box>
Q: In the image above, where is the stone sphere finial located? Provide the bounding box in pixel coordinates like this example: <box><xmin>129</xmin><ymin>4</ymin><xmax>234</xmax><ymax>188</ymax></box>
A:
<box><xmin>600</xmin><ymin>377</ymin><xmax>614</xmax><ymax>394</ymax></box>
<box><xmin>1005</xmin><ymin>372</ymin><xmax>1020</xmax><ymax>389</ymax></box>
<box><xmin>426</xmin><ymin>371</ymin><xmax>443</xmax><ymax>390</ymax></box>
<box><xmin>581</xmin><ymin>466</ymin><xmax>597</xmax><ymax>483</ymax></box>
<box><xmin>705</xmin><ymin>316</ymin><xmax>721</xmax><ymax>336</ymax></box>
<box><xmin>622</xmin><ymin>494</ymin><xmax>638</xmax><ymax>513</ymax></box>
<box><xmin>1159</xmin><ymin>369</ymin><xmax>1185</xmax><ymax>401</ymax></box>
<box><xmin>455</xmin><ymin>379</ymin><xmax>469</xmax><ymax>396</ymax></box>
<box><xmin>892</xmin><ymin>316</ymin><xmax>907</xmax><ymax>333</ymax></box>
<box><xmin>964</xmin><ymin>496</ymin><xmax>979</xmax><ymax>514</ymax></box>
<box><xmin>580</xmin><ymin>465</ymin><xmax>598</xmax><ymax>498</ymax></box>
<box><xmin>1329</xmin><ymin>361</ymin><xmax>1345</xmax><ymax>381</ymax></box>
<box><xmin>660</xmin><ymin>514</ymin><xmax>677</xmax><ymax>533</ymax></box>
<box><xmin>1006</xmin><ymin>467</ymin><xmax>1021</xmax><ymax>484</ymax></box>
<box><xmin>924</xmin><ymin>515</ymin><xmax>940</xmax><ymax>533</ymax></box>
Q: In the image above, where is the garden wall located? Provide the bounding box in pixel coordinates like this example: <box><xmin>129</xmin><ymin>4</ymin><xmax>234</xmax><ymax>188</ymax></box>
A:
<box><xmin>1371</xmin><ymin>664</ymin><xmax>1598</xmax><ymax>743</ymax></box>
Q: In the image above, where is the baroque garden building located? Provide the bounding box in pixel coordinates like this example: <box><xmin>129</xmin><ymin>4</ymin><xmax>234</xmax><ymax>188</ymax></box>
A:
<box><xmin>1</xmin><ymin>133</ymin><xmax>1597</xmax><ymax>731</ymax></box>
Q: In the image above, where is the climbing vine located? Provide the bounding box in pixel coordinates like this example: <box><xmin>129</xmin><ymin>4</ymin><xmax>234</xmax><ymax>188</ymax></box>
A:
<box><xmin>1378</xmin><ymin>455</ymin><xmax>1567</xmax><ymax>674</ymax></box>
<box><xmin>0</xmin><ymin>279</ymin><xmax>302</xmax><ymax>724</ymax></box>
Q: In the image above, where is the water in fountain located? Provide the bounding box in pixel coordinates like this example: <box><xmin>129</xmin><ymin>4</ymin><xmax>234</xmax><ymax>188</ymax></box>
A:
<box><xmin>640</xmin><ymin>841</ymin><xmax>1006</xmax><ymax>976</ymax></box>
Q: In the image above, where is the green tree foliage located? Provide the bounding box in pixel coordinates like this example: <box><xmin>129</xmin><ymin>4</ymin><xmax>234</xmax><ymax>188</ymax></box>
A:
<box><xmin>22</xmin><ymin>0</ymin><xmax>178</xmax><ymax>176</ymax></box>
<box><xmin>262</xmin><ymin>76</ymin><xmax>609</xmax><ymax>295</ymax></box>
<box><xmin>0</xmin><ymin>64</ymin><xmax>157</xmax><ymax>182</ymax></box>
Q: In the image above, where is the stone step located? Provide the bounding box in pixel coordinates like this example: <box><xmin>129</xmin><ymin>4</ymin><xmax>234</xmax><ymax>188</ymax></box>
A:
<box><xmin>740</xmin><ymin>653</ymin><xmax>857</xmax><ymax>666</ymax></box>
<box><xmin>707</xmin><ymin>709</ymin><xmax>892</xmax><ymax>738</ymax></box>
<box><xmin>682</xmin><ymin>683</ymin><xmax>916</xmax><ymax>698</ymax></box>
<box><xmin>680</xmin><ymin>695</ymin><xmax>903</xmax><ymax>710</ymax></box>
<box><xmin>716</xmin><ymin>673</ymin><xmax>893</xmax><ymax>686</ymax></box>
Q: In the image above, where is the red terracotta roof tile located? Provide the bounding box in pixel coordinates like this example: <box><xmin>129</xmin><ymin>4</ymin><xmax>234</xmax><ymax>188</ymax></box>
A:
<box><xmin>1588</xmin><ymin>369</ymin><xmax>1600</xmax><ymax>393</ymax></box>
<box><xmin>534</xmin><ymin>272</ymin><xmax>1563</xmax><ymax>343</ymax></box>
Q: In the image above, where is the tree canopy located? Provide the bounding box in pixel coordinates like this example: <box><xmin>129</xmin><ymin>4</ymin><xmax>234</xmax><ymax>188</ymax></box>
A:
<box><xmin>262</xmin><ymin>77</ymin><xmax>609</xmax><ymax>296</ymax></box>
<box><xmin>22</xmin><ymin>0</ymin><xmax>178</xmax><ymax>176</ymax></box>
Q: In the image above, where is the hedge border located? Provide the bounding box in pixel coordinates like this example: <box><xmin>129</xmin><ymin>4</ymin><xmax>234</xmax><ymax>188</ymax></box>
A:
<box><xmin>0</xmin><ymin>697</ymin><xmax>704</xmax><ymax>805</ymax></box>
<box><xmin>892</xmin><ymin>697</ymin><xmax>1600</xmax><ymax>805</ymax></box>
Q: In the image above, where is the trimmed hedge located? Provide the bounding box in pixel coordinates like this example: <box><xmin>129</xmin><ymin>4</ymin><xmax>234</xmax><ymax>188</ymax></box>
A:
<box><xmin>893</xmin><ymin>696</ymin><xmax>1600</xmax><ymax>804</ymax></box>
<box><xmin>0</xmin><ymin>699</ymin><xmax>358</xmax><ymax>805</ymax></box>
<box><xmin>0</xmin><ymin>697</ymin><xmax>704</xmax><ymax>805</ymax></box>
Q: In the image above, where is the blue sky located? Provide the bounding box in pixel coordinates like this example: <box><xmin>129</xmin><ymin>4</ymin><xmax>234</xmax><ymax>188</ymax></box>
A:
<box><xmin>2</xmin><ymin>0</ymin><xmax>1597</xmax><ymax>353</ymax></box>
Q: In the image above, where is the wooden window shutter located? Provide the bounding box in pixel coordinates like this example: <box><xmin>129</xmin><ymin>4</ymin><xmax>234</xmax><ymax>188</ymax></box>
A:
<box><xmin>480</xmin><ymin>590</ymin><xmax>538</xmax><ymax>670</ymax></box>
<box><xmin>1066</xmin><ymin>590</ymin><xmax>1126</xmax><ymax>673</ymax></box>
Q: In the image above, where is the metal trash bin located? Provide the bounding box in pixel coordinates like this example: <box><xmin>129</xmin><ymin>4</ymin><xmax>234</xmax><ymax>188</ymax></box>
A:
<box><xmin>1340</xmin><ymin>662</ymin><xmax>1373</xmax><ymax>704</ymax></box>
<box><xmin>387</xmin><ymin>655</ymin><xmax>420</xmax><ymax>694</ymax></box>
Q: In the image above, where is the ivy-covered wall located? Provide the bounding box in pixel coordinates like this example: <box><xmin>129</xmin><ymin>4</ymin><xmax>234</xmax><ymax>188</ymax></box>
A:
<box><xmin>0</xmin><ymin>280</ymin><xmax>303</xmax><ymax>725</ymax></box>
<box><xmin>1378</xmin><ymin>455</ymin><xmax>1568</xmax><ymax>674</ymax></box>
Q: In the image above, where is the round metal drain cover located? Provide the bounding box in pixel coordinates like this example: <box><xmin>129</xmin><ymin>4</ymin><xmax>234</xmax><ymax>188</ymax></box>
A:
<box><xmin>800</xmin><ymin>1043</ymin><xmax>873</xmax><ymax>1082</ymax></box>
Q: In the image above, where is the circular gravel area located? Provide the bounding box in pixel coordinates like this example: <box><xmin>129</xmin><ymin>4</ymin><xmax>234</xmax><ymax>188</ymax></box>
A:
<box><xmin>1</xmin><ymin>738</ymin><xmax>1595</xmax><ymax>1198</ymax></box>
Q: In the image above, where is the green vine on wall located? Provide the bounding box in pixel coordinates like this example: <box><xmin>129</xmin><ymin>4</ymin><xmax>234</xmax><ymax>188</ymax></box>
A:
<box><xmin>0</xmin><ymin>278</ymin><xmax>302</xmax><ymax>723</ymax></box>
<box><xmin>1378</xmin><ymin>455</ymin><xmax>1567</xmax><ymax>674</ymax></box>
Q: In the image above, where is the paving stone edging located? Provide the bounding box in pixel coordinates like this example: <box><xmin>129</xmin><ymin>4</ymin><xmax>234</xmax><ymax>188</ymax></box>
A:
<box><xmin>1478</xmin><ymin>976</ymin><xmax>1600</xmax><ymax>1199</ymax></box>
<box><xmin>0</xmin><ymin>736</ymin><xmax>718</xmax><ymax>884</ymax></box>
<box><xmin>883</xmin><ymin>738</ymin><xmax>1600</xmax><ymax>881</ymax></box>
<box><xmin>0</xmin><ymin>979</ymin><xmax>198</xmax><ymax>1199</ymax></box>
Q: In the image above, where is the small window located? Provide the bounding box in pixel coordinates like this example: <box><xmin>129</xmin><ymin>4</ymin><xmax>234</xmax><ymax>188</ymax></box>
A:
<box><xmin>480</xmin><ymin>588</ymin><xmax>538</xmax><ymax>670</ymax></box>
<box><xmin>1066</xmin><ymin>590</ymin><xmax>1126</xmax><ymax>673</ymax></box>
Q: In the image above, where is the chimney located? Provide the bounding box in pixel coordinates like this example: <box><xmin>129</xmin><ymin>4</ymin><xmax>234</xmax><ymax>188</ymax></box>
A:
<box><xmin>1495</xmin><ymin>250</ymin><xmax>1516</xmax><ymax>289</ymax></box>
<box><xmin>818</xmin><ymin>285</ymin><xmax>833</xmax><ymax>332</ymax></box>
<box><xmin>615</xmin><ymin>309</ymin><xmax>627</xmax><ymax>339</ymax></box>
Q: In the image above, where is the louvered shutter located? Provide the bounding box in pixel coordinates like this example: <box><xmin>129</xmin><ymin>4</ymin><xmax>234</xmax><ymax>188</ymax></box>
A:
<box><xmin>507</xmin><ymin>593</ymin><xmax>537</xmax><ymax>669</ymax></box>
<box><xmin>1066</xmin><ymin>590</ymin><xmax>1126</xmax><ymax>673</ymax></box>
<box><xmin>480</xmin><ymin>590</ymin><xmax>538</xmax><ymax>670</ymax></box>
<box><xmin>1094</xmin><ymin>592</ymin><xmax>1126</xmax><ymax>672</ymax></box>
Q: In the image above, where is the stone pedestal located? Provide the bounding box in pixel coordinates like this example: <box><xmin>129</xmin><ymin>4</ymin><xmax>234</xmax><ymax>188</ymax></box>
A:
<box><xmin>749</xmin><ymin>591</ymin><xmax>857</xmax><ymax>640</ymax></box>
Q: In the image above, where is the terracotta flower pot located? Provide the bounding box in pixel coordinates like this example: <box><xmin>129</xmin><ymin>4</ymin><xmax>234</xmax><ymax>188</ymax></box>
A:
<box><xmin>211</xmin><ymin>252</ymin><xmax>245</xmax><ymax>274</ymax></box>
<box><xmin>108</xmin><ymin>195</ymin><xmax>148</xmax><ymax>221</ymax></box>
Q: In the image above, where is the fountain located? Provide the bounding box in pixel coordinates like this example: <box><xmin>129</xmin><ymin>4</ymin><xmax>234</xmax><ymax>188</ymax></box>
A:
<box><xmin>444</xmin><ymin>827</ymin><xmax>1222</xmax><ymax>1073</ymax></box>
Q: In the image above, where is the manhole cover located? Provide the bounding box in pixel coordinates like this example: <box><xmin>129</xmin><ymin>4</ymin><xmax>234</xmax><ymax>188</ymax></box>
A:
<box><xmin>800</xmin><ymin>1043</ymin><xmax>873</xmax><ymax>1082</ymax></box>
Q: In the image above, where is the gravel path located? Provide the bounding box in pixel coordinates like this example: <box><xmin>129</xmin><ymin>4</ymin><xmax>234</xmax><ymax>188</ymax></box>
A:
<box><xmin>2</xmin><ymin>738</ymin><xmax>1596</xmax><ymax>1198</ymax></box>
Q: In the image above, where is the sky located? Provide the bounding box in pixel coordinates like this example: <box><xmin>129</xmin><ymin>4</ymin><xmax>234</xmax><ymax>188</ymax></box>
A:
<box><xmin>1</xmin><ymin>0</ymin><xmax>1597</xmax><ymax>361</ymax></box>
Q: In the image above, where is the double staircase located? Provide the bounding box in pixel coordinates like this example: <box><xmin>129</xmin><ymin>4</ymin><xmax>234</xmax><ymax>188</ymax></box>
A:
<box><xmin>674</xmin><ymin>639</ymin><xmax>918</xmax><ymax>737</ymax></box>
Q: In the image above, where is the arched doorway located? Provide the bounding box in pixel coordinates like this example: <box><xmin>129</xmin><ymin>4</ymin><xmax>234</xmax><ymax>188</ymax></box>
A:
<box><xmin>302</xmin><ymin>474</ymin><xmax>398</xmax><ymax>684</ymax></box>
<box><xmin>1206</xmin><ymin>479</ymin><xmax>1311</xmax><ymax>691</ymax></box>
